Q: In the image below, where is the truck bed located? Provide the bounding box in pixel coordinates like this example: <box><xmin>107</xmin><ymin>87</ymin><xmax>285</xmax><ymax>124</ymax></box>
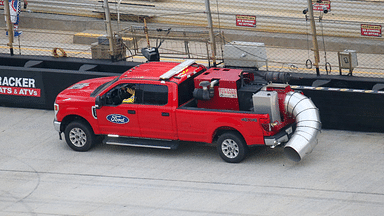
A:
<box><xmin>176</xmin><ymin>99</ymin><xmax>266</xmax><ymax>145</ymax></box>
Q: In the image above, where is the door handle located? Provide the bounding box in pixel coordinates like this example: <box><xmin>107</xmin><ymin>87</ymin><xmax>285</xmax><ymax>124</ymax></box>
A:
<box><xmin>162</xmin><ymin>112</ymin><xmax>170</xmax><ymax>117</ymax></box>
<box><xmin>128</xmin><ymin>110</ymin><xmax>136</xmax><ymax>114</ymax></box>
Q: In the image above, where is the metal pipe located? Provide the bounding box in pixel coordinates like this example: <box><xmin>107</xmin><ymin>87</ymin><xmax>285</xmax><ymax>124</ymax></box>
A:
<box><xmin>4</xmin><ymin>1</ymin><xmax>14</xmax><ymax>55</ymax></box>
<box><xmin>307</xmin><ymin>0</ymin><xmax>320</xmax><ymax>76</ymax></box>
<box><xmin>117</xmin><ymin>0</ymin><xmax>122</xmax><ymax>25</ymax></box>
<box><xmin>284</xmin><ymin>91</ymin><xmax>321</xmax><ymax>162</ymax></box>
<box><xmin>205</xmin><ymin>0</ymin><xmax>217</xmax><ymax>67</ymax></box>
<box><xmin>144</xmin><ymin>18</ymin><xmax>150</xmax><ymax>48</ymax></box>
<box><xmin>103</xmin><ymin>0</ymin><xmax>115</xmax><ymax>61</ymax></box>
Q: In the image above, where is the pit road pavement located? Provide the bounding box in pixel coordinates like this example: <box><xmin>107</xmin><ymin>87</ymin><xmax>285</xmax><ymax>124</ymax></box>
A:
<box><xmin>0</xmin><ymin>106</ymin><xmax>383</xmax><ymax>215</ymax></box>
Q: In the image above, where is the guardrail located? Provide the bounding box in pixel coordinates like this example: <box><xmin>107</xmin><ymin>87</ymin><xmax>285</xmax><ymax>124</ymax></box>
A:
<box><xmin>21</xmin><ymin>0</ymin><xmax>97</xmax><ymax>17</ymax></box>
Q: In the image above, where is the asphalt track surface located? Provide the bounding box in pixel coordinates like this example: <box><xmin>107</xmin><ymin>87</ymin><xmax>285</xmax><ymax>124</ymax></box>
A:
<box><xmin>0</xmin><ymin>106</ymin><xmax>383</xmax><ymax>215</ymax></box>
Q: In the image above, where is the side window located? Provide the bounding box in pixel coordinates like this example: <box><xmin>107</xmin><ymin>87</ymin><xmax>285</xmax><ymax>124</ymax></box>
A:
<box><xmin>140</xmin><ymin>84</ymin><xmax>168</xmax><ymax>105</ymax></box>
<box><xmin>103</xmin><ymin>83</ymin><xmax>167</xmax><ymax>106</ymax></box>
<box><xmin>178</xmin><ymin>77</ymin><xmax>195</xmax><ymax>106</ymax></box>
<box><xmin>104</xmin><ymin>83</ymin><xmax>139</xmax><ymax>106</ymax></box>
<box><xmin>177</xmin><ymin>71</ymin><xmax>203</xmax><ymax>106</ymax></box>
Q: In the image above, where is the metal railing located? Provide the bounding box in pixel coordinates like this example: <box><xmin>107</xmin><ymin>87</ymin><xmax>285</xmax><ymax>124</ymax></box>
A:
<box><xmin>0</xmin><ymin>0</ymin><xmax>383</xmax><ymax>77</ymax></box>
<box><xmin>17</xmin><ymin>0</ymin><xmax>384</xmax><ymax>38</ymax></box>
<box><xmin>24</xmin><ymin>0</ymin><xmax>97</xmax><ymax>17</ymax></box>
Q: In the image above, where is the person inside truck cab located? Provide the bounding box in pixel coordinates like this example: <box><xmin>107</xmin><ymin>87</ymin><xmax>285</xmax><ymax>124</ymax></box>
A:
<box><xmin>122</xmin><ymin>87</ymin><xmax>135</xmax><ymax>104</ymax></box>
<box><xmin>105</xmin><ymin>84</ymin><xmax>135</xmax><ymax>105</ymax></box>
<box><xmin>118</xmin><ymin>85</ymin><xmax>135</xmax><ymax>104</ymax></box>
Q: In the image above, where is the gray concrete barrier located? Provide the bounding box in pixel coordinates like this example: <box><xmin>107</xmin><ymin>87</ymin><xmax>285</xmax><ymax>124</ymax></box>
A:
<box><xmin>288</xmin><ymin>73</ymin><xmax>384</xmax><ymax>132</ymax></box>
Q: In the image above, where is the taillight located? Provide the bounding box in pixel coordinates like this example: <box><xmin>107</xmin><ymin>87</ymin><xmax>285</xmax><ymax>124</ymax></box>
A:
<box><xmin>259</xmin><ymin>117</ymin><xmax>271</xmax><ymax>135</ymax></box>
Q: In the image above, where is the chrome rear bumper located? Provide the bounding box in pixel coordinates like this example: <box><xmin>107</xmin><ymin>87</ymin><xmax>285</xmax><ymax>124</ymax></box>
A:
<box><xmin>264</xmin><ymin>126</ymin><xmax>293</xmax><ymax>147</ymax></box>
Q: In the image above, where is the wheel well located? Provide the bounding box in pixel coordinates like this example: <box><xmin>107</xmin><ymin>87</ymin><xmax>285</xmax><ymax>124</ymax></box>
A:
<box><xmin>61</xmin><ymin>115</ymin><xmax>93</xmax><ymax>133</ymax></box>
<box><xmin>213</xmin><ymin>127</ymin><xmax>246</xmax><ymax>144</ymax></box>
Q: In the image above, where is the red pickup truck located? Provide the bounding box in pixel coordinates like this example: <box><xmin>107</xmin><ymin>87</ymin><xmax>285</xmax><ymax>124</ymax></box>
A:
<box><xmin>53</xmin><ymin>60</ymin><xmax>321</xmax><ymax>163</ymax></box>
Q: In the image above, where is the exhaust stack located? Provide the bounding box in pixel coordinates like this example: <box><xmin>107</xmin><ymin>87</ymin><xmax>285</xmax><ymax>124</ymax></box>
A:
<box><xmin>284</xmin><ymin>91</ymin><xmax>321</xmax><ymax>162</ymax></box>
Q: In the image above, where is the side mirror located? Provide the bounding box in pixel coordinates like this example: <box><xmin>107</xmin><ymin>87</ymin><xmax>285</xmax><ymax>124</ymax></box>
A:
<box><xmin>95</xmin><ymin>95</ymin><xmax>104</xmax><ymax>109</ymax></box>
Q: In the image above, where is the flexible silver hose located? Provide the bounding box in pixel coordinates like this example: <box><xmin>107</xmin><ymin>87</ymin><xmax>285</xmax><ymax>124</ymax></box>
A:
<box><xmin>284</xmin><ymin>91</ymin><xmax>321</xmax><ymax>162</ymax></box>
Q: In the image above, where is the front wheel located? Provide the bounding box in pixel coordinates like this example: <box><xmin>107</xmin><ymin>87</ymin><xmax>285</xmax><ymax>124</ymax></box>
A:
<box><xmin>217</xmin><ymin>132</ymin><xmax>248</xmax><ymax>163</ymax></box>
<box><xmin>64</xmin><ymin>120</ymin><xmax>95</xmax><ymax>152</ymax></box>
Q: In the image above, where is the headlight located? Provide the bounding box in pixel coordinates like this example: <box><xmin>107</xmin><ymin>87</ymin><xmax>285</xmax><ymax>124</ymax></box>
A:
<box><xmin>54</xmin><ymin>103</ymin><xmax>59</xmax><ymax>120</ymax></box>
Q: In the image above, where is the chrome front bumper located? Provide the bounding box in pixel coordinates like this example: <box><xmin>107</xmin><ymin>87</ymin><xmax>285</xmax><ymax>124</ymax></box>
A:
<box><xmin>53</xmin><ymin>120</ymin><xmax>61</xmax><ymax>132</ymax></box>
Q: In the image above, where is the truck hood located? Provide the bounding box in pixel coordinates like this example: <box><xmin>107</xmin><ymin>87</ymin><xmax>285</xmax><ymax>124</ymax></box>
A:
<box><xmin>58</xmin><ymin>76</ymin><xmax>117</xmax><ymax>98</ymax></box>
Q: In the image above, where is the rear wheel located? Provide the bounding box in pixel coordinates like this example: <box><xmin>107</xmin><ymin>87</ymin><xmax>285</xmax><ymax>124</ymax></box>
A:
<box><xmin>217</xmin><ymin>132</ymin><xmax>248</xmax><ymax>163</ymax></box>
<box><xmin>64</xmin><ymin>120</ymin><xmax>95</xmax><ymax>152</ymax></box>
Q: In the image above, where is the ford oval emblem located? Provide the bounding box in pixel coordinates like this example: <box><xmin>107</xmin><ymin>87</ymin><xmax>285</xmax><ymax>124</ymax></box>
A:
<box><xmin>106</xmin><ymin>114</ymin><xmax>129</xmax><ymax>124</ymax></box>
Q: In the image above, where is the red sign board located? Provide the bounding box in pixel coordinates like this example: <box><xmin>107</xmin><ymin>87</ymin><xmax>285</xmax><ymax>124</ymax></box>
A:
<box><xmin>236</xmin><ymin>15</ymin><xmax>256</xmax><ymax>27</ymax></box>
<box><xmin>313</xmin><ymin>0</ymin><xmax>331</xmax><ymax>12</ymax></box>
<box><xmin>0</xmin><ymin>86</ymin><xmax>41</xmax><ymax>97</ymax></box>
<box><xmin>361</xmin><ymin>24</ymin><xmax>382</xmax><ymax>37</ymax></box>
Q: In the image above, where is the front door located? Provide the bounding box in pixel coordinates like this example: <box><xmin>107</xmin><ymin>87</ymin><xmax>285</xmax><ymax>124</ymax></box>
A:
<box><xmin>96</xmin><ymin>103</ymin><xmax>141</xmax><ymax>137</ymax></box>
<box><xmin>96</xmin><ymin>83</ymin><xmax>141</xmax><ymax>137</ymax></box>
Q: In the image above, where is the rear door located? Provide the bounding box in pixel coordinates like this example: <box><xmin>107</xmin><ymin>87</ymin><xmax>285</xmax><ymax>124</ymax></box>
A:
<box><xmin>136</xmin><ymin>83</ymin><xmax>177</xmax><ymax>140</ymax></box>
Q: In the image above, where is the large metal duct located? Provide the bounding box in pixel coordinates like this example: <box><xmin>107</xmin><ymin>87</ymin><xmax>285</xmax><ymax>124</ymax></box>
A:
<box><xmin>284</xmin><ymin>91</ymin><xmax>321</xmax><ymax>162</ymax></box>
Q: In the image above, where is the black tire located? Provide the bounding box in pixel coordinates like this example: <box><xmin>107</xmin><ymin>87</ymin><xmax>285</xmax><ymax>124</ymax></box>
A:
<box><xmin>64</xmin><ymin>120</ymin><xmax>95</xmax><ymax>152</ymax></box>
<box><xmin>217</xmin><ymin>132</ymin><xmax>248</xmax><ymax>163</ymax></box>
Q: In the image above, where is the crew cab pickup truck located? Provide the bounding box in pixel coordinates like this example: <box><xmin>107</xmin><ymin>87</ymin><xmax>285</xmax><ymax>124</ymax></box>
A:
<box><xmin>54</xmin><ymin>60</ymin><xmax>321</xmax><ymax>163</ymax></box>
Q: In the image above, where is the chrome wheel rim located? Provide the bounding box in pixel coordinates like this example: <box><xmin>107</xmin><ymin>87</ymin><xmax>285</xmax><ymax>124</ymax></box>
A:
<box><xmin>69</xmin><ymin>127</ymin><xmax>87</xmax><ymax>147</ymax></box>
<box><xmin>221</xmin><ymin>139</ymin><xmax>239</xmax><ymax>159</ymax></box>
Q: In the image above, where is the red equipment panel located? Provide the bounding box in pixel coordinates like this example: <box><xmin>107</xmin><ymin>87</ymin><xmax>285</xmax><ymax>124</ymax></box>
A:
<box><xmin>194</xmin><ymin>68</ymin><xmax>242</xmax><ymax>110</ymax></box>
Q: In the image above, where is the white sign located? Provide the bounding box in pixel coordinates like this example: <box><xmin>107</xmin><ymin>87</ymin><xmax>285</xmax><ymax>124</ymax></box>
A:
<box><xmin>219</xmin><ymin>88</ymin><xmax>237</xmax><ymax>98</ymax></box>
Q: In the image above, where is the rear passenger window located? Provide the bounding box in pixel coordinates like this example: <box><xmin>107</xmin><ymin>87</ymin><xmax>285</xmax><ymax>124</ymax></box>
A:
<box><xmin>139</xmin><ymin>84</ymin><xmax>168</xmax><ymax>105</ymax></box>
<box><xmin>177</xmin><ymin>70</ymin><xmax>204</xmax><ymax>106</ymax></box>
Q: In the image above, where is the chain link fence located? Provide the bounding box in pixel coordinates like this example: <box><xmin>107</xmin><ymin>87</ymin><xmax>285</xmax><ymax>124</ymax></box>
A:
<box><xmin>0</xmin><ymin>29</ymin><xmax>94</xmax><ymax>58</ymax></box>
<box><xmin>1</xmin><ymin>0</ymin><xmax>384</xmax><ymax>77</ymax></box>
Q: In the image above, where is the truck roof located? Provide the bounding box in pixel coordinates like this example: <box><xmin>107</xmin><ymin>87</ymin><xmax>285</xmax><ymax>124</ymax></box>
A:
<box><xmin>119</xmin><ymin>60</ymin><xmax>204</xmax><ymax>84</ymax></box>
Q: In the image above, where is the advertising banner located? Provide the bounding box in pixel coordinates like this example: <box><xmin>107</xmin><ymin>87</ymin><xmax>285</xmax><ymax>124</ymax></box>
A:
<box><xmin>0</xmin><ymin>77</ymin><xmax>41</xmax><ymax>97</ymax></box>
<box><xmin>0</xmin><ymin>69</ymin><xmax>45</xmax><ymax>105</ymax></box>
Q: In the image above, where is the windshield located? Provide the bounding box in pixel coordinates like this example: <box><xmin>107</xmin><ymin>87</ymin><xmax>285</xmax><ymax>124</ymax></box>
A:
<box><xmin>90</xmin><ymin>76</ymin><xmax>119</xmax><ymax>97</ymax></box>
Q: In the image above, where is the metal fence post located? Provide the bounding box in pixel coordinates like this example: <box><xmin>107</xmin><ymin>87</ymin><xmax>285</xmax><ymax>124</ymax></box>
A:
<box><xmin>205</xmin><ymin>0</ymin><xmax>216</xmax><ymax>67</ymax></box>
<box><xmin>307</xmin><ymin>0</ymin><xmax>320</xmax><ymax>76</ymax></box>
<box><xmin>4</xmin><ymin>1</ymin><xmax>14</xmax><ymax>56</ymax></box>
<box><xmin>103</xmin><ymin>0</ymin><xmax>115</xmax><ymax>61</ymax></box>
